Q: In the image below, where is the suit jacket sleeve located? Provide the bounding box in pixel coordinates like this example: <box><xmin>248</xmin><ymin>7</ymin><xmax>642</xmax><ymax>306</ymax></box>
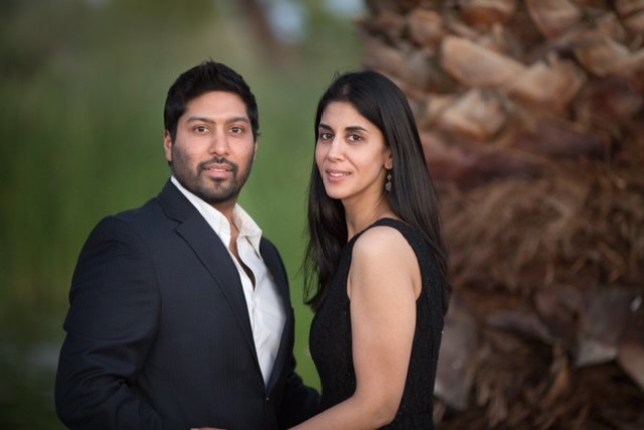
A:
<box><xmin>55</xmin><ymin>216</ymin><xmax>162</xmax><ymax>430</ymax></box>
<box><xmin>278</xmin><ymin>356</ymin><xmax>320</xmax><ymax>428</ymax></box>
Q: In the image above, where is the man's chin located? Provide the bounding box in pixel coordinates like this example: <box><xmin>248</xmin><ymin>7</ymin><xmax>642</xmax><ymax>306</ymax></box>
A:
<box><xmin>198</xmin><ymin>188</ymin><xmax>239</xmax><ymax>206</ymax></box>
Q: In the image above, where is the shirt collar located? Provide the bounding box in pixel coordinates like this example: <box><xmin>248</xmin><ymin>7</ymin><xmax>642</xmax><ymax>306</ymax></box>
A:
<box><xmin>171</xmin><ymin>176</ymin><xmax>263</xmax><ymax>254</ymax></box>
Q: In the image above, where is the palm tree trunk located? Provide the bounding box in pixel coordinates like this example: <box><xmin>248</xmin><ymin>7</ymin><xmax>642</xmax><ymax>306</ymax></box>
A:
<box><xmin>358</xmin><ymin>1</ymin><xmax>644</xmax><ymax>428</ymax></box>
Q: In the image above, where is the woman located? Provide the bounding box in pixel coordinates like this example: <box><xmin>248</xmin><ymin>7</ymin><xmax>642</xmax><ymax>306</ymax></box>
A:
<box><xmin>292</xmin><ymin>71</ymin><xmax>450</xmax><ymax>429</ymax></box>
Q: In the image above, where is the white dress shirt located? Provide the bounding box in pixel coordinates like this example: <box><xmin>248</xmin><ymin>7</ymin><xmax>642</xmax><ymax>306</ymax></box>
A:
<box><xmin>171</xmin><ymin>176</ymin><xmax>286</xmax><ymax>385</ymax></box>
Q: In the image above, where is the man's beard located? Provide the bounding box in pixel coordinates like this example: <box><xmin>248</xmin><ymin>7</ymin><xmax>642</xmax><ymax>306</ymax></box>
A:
<box><xmin>171</xmin><ymin>153</ymin><xmax>252</xmax><ymax>205</ymax></box>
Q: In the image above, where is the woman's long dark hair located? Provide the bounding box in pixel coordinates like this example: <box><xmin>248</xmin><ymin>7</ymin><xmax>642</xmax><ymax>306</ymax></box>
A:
<box><xmin>304</xmin><ymin>70</ymin><xmax>449</xmax><ymax>312</ymax></box>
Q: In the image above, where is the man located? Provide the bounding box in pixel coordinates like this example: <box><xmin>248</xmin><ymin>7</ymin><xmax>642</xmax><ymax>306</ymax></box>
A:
<box><xmin>55</xmin><ymin>60</ymin><xmax>319</xmax><ymax>430</ymax></box>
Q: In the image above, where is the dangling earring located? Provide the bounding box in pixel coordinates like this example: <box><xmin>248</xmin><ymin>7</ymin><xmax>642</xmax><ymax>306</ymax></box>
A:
<box><xmin>385</xmin><ymin>170</ymin><xmax>392</xmax><ymax>192</ymax></box>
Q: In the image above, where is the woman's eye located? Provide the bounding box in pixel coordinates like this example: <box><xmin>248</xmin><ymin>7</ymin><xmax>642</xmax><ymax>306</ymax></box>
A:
<box><xmin>347</xmin><ymin>134</ymin><xmax>363</xmax><ymax>142</ymax></box>
<box><xmin>318</xmin><ymin>132</ymin><xmax>333</xmax><ymax>141</ymax></box>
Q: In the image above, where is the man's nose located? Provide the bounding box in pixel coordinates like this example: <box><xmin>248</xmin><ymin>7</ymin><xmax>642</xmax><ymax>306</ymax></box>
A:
<box><xmin>209</xmin><ymin>130</ymin><xmax>229</xmax><ymax>155</ymax></box>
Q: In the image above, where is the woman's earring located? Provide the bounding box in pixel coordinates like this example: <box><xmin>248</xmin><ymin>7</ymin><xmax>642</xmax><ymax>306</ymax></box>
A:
<box><xmin>385</xmin><ymin>170</ymin><xmax>392</xmax><ymax>192</ymax></box>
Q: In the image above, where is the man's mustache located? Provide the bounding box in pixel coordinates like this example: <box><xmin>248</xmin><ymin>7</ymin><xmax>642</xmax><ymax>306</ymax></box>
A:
<box><xmin>200</xmin><ymin>157</ymin><xmax>238</xmax><ymax>173</ymax></box>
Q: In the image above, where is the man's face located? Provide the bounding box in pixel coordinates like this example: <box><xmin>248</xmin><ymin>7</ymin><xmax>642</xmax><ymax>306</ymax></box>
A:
<box><xmin>164</xmin><ymin>91</ymin><xmax>256</xmax><ymax>211</ymax></box>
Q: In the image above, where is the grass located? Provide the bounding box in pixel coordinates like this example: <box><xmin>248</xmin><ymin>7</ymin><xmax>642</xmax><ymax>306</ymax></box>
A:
<box><xmin>0</xmin><ymin>2</ymin><xmax>362</xmax><ymax>427</ymax></box>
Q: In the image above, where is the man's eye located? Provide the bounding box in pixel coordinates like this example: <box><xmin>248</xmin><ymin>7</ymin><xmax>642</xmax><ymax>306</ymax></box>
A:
<box><xmin>194</xmin><ymin>126</ymin><xmax>209</xmax><ymax>134</ymax></box>
<box><xmin>230</xmin><ymin>126</ymin><xmax>244</xmax><ymax>134</ymax></box>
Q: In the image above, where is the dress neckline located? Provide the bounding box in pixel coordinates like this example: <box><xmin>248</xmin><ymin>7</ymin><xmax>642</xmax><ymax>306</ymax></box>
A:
<box><xmin>347</xmin><ymin>217</ymin><xmax>405</xmax><ymax>244</ymax></box>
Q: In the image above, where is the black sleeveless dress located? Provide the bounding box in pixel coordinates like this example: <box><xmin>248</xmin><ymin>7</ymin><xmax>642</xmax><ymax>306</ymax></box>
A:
<box><xmin>309</xmin><ymin>218</ymin><xmax>446</xmax><ymax>429</ymax></box>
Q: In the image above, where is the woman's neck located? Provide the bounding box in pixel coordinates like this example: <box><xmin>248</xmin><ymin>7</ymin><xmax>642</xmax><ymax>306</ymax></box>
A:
<box><xmin>344</xmin><ymin>197</ymin><xmax>395</xmax><ymax>240</ymax></box>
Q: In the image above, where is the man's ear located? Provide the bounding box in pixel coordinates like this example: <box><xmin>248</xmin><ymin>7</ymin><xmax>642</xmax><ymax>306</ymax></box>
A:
<box><xmin>163</xmin><ymin>130</ymin><xmax>173</xmax><ymax>162</ymax></box>
<box><xmin>253</xmin><ymin>137</ymin><xmax>259</xmax><ymax>161</ymax></box>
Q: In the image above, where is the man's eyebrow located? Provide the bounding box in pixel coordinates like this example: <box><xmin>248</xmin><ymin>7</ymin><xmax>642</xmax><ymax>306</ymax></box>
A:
<box><xmin>186</xmin><ymin>116</ymin><xmax>215</xmax><ymax>124</ymax></box>
<box><xmin>226</xmin><ymin>116</ymin><xmax>251</xmax><ymax>124</ymax></box>
<box><xmin>186</xmin><ymin>116</ymin><xmax>250</xmax><ymax>124</ymax></box>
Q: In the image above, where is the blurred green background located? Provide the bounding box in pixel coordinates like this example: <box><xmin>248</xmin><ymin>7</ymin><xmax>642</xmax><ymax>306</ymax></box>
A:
<box><xmin>0</xmin><ymin>0</ymin><xmax>363</xmax><ymax>427</ymax></box>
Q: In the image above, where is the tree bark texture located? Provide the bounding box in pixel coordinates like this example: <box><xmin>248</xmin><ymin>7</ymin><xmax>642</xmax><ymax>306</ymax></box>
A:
<box><xmin>358</xmin><ymin>1</ymin><xmax>644</xmax><ymax>428</ymax></box>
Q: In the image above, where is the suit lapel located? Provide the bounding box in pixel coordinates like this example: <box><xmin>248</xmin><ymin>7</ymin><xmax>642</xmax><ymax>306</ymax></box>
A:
<box><xmin>158</xmin><ymin>180</ymin><xmax>296</xmax><ymax>391</ymax></box>
<box><xmin>261</xmin><ymin>239</ymin><xmax>294</xmax><ymax>391</ymax></box>
<box><xmin>260</xmin><ymin>239</ymin><xmax>289</xmax><ymax>300</ymax></box>
<box><xmin>158</xmin><ymin>181</ymin><xmax>256</xmax><ymax>354</ymax></box>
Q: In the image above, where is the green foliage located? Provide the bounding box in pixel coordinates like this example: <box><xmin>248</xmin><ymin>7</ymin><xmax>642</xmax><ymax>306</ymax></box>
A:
<box><xmin>1</xmin><ymin>1</ymin><xmax>362</xmax><ymax>427</ymax></box>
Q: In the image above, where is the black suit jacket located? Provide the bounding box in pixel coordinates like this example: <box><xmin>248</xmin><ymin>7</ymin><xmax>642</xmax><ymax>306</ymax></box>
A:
<box><xmin>55</xmin><ymin>181</ymin><xmax>319</xmax><ymax>430</ymax></box>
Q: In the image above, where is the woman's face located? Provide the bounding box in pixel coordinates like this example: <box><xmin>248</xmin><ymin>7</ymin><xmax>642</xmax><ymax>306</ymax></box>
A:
<box><xmin>315</xmin><ymin>101</ymin><xmax>392</xmax><ymax>204</ymax></box>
